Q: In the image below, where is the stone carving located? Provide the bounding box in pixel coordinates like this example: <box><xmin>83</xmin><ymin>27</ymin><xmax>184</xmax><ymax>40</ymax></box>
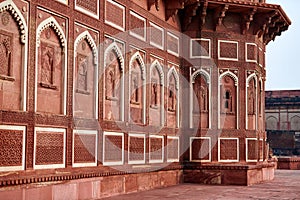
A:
<box><xmin>0</xmin><ymin>32</ymin><xmax>13</xmax><ymax>78</ymax></box>
<box><xmin>151</xmin><ymin>81</ymin><xmax>158</xmax><ymax>107</ymax></box>
<box><xmin>40</xmin><ymin>43</ymin><xmax>55</xmax><ymax>87</ymax></box>
<box><xmin>76</xmin><ymin>54</ymin><xmax>88</xmax><ymax>93</ymax></box>
<box><xmin>1</xmin><ymin>11</ymin><xmax>10</xmax><ymax>26</ymax></box>
<box><xmin>131</xmin><ymin>74</ymin><xmax>139</xmax><ymax>104</ymax></box>
<box><xmin>106</xmin><ymin>67</ymin><xmax>116</xmax><ymax>99</ymax></box>
<box><xmin>168</xmin><ymin>84</ymin><xmax>175</xmax><ymax>111</ymax></box>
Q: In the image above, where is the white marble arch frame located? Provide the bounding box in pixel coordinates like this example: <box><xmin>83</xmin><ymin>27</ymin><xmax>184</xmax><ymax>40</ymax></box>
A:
<box><xmin>35</xmin><ymin>16</ymin><xmax>68</xmax><ymax>115</ymax></box>
<box><xmin>149</xmin><ymin>60</ymin><xmax>164</xmax><ymax>126</ymax></box>
<box><xmin>0</xmin><ymin>0</ymin><xmax>28</xmax><ymax>111</ymax></box>
<box><xmin>128</xmin><ymin>51</ymin><xmax>146</xmax><ymax>124</ymax></box>
<box><xmin>190</xmin><ymin>68</ymin><xmax>211</xmax><ymax>129</ymax></box>
<box><xmin>103</xmin><ymin>42</ymin><xmax>125</xmax><ymax>121</ymax></box>
<box><xmin>218</xmin><ymin>71</ymin><xmax>239</xmax><ymax>129</ymax></box>
<box><xmin>245</xmin><ymin>73</ymin><xmax>258</xmax><ymax>130</ymax></box>
<box><xmin>73</xmin><ymin>30</ymin><xmax>99</xmax><ymax>119</ymax></box>
<box><xmin>167</xmin><ymin>66</ymin><xmax>180</xmax><ymax>128</ymax></box>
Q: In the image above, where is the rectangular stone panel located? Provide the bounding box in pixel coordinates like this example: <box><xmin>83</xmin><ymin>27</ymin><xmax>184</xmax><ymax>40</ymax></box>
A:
<box><xmin>128</xmin><ymin>134</ymin><xmax>145</xmax><ymax>164</ymax></box>
<box><xmin>246</xmin><ymin>43</ymin><xmax>257</xmax><ymax>62</ymax></box>
<box><xmin>167</xmin><ymin>32</ymin><xmax>179</xmax><ymax>56</ymax></box>
<box><xmin>0</xmin><ymin>125</ymin><xmax>25</xmax><ymax>172</ymax></box>
<box><xmin>246</xmin><ymin>138</ymin><xmax>257</xmax><ymax>162</ymax></box>
<box><xmin>73</xmin><ymin>130</ymin><xmax>97</xmax><ymax>167</ymax></box>
<box><xmin>129</xmin><ymin>11</ymin><xmax>146</xmax><ymax>41</ymax></box>
<box><xmin>149</xmin><ymin>135</ymin><xmax>163</xmax><ymax>163</ymax></box>
<box><xmin>218</xmin><ymin>40</ymin><xmax>238</xmax><ymax>61</ymax></box>
<box><xmin>218</xmin><ymin>138</ymin><xmax>239</xmax><ymax>162</ymax></box>
<box><xmin>34</xmin><ymin>127</ymin><xmax>66</xmax><ymax>169</ymax></box>
<box><xmin>75</xmin><ymin>0</ymin><xmax>99</xmax><ymax>18</ymax></box>
<box><xmin>167</xmin><ymin>136</ymin><xmax>179</xmax><ymax>162</ymax></box>
<box><xmin>103</xmin><ymin>132</ymin><xmax>124</xmax><ymax>165</ymax></box>
<box><xmin>190</xmin><ymin>38</ymin><xmax>211</xmax><ymax>58</ymax></box>
<box><xmin>259</xmin><ymin>139</ymin><xmax>264</xmax><ymax>161</ymax></box>
<box><xmin>105</xmin><ymin>0</ymin><xmax>125</xmax><ymax>31</ymax></box>
<box><xmin>190</xmin><ymin>137</ymin><xmax>211</xmax><ymax>162</ymax></box>
<box><xmin>150</xmin><ymin>22</ymin><xmax>164</xmax><ymax>50</ymax></box>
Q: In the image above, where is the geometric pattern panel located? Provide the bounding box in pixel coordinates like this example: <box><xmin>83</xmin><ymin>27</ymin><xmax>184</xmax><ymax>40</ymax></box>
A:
<box><xmin>105</xmin><ymin>0</ymin><xmax>125</xmax><ymax>31</ymax></box>
<box><xmin>190</xmin><ymin>137</ymin><xmax>211</xmax><ymax>162</ymax></box>
<box><xmin>73</xmin><ymin>130</ymin><xmax>97</xmax><ymax>167</ymax></box>
<box><xmin>246</xmin><ymin>138</ymin><xmax>257</xmax><ymax>162</ymax></box>
<box><xmin>103</xmin><ymin>132</ymin><xmax>124</xmax><ymax>165</ymax></box>
<box><xmin>75</xmin><ymin>0</ymin><xmax>99</xmax><ymax>18</ymax></box>
<box><xmin>149</xmin><ymin>135</ymin><xmax>164</xmax><ymax>163</ymax></box>
<box><xmin>0</xmin><ymin>125</ymin><xmax>26</xmax><ymax>172</ymax></box>
<box><xmin>167</xmin><ymin>136</ymin><xmax>179</xmax><ymax>162</ymax></box>
<box><xmin>128</xmin><ymin>134</ymin><xmax>145</xmax><ymax>164</ymax></box>
<box><xmin>190</xmin><ymin>38</ymin><xmax>211</xmax><ymax>58</ymax></box>
<box><xmin>129</xmin><ymin>11</ymin><xmax>146</xmax><ymax>41</ymax></box>
<box><xmin>246</xmin><ymin>43</ymin><xmax>257</xmax><ymax>62</ymax></box>
<box><xmin>167</xmin><ymin>32</ymin><xmax>179</xmax><ymax>56</ymax></box>
<box><xmin>34</xmin><ymin>127</ymin><xmax>66</xmax><ymax>169</ymax></box>
<box><xmin>150</xmin><ymin>22</ymin><xmax>164</xmax><ymax>50</ymax></box>
<box><xmin>218</xmin><ymin>40</ymin><xmax>238</xmax><ymax>61</ymax></box>
<box><xmin>218</xmin><ymin>138</ymin><xmax>239</xmax><ymax>162</ymax></box>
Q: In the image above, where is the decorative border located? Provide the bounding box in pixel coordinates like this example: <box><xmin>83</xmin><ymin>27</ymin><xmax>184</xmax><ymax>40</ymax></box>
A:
<box><xmin>167</xmin><ymin>65</ymin><xmax>180</xmax><ymax>128</ymax></box>
<box><xmin>167</xmin><ymin>32</ymin><xmax>179</xmax><ymax>57</ymax></box>
<box><xmin>259</xmin><ymin>138</ymin><xmax>264</xmax><ymax>161</ymax></box>
<box><xmin>218</xmin><ymin>40</ymin><xmax>239</xmax><ymax>61</ymax></box>
<box><xmin>104</xmin><ymin>0</ymin><xmax>125</xmax><ymax>31</ymax></box>
<box><xmin>149</xmin><ymin>22</ymin><xmax>164</xmax><ymax>50</ymax></box>
<box><xmin>129</xmin><ymin>11</ymin><xmax>146</xmax><ymax>41</ymax></box>
<box><xmin>0</xmin><ymin>125</ymin><xmax>26</xmax><ymax>172</ymax></box>
<box><xmin>218</xmin><ymin>137</ymin><xmax>239</xmax><ymax>163</ymax></box>
<box><xmin>189</xmin><ymin>137</ymin><xmax>211</xmax><ymax>162</ymax></box>
<box><xmin>72</xmin><ymin>130</ymin><xmax>98</xmax><ymax>168</ymax></box>
<box><xmin>149</xmin><ymin>135</ymin><xmax>164</xmax><ymax>164</ymax></box>
<box><xmin>190</xmin><ymin>38</ymin><xmax>211</xmax><ymax>59</ymax></box>
<box><xmin>75</xmin><ymin>0</ymin><xmax>99</xmax><ymax>19</ymax></box>
<box><xmin>245</xmin><ymin>43</ymin><xmax>257</xmax><ymax>63</ymax></box>
<box><xmin>34</xmin><ymin>127</ymin><xmax>66</xmax><ymax>169</ymax></box>
<box><xmin>246</xmin><ymin>138</ymin><xmax>257</xmax><ymax>162</ymax></box>
<box><xmin>167</xmin><ymin>136</ymin><xmax>180</xmax><ymax>162</ymax></box>
<box><xmin>103</xmin><ymin>131</ymin><xmax>124</xmax><ymax>166</ymax></box>
<box><xmin>55</xmin><ymin>0</ymin><xmax>68</xmax><ymax>5</ymax></box>
<box><xmin>128</xmin><ymin>133</ymin><xmax>146</xmax><ymax>164</ymax></box>
<box><xmin>245</xmin><ymin>73</ymin><xmax>258</xmax><ymax>130</ymax></box>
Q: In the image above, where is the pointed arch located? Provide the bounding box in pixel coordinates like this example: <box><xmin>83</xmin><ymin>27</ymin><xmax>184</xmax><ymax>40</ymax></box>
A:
<box><xmin>167</xmin><ymin>67</ymin><xmax>179</xmax><ymax>89</ymax></box>
<box><xmin>129</xmin><ymin>51</ymin><xmax>146</xmax><ymax>80</ymax></box>
<box><xmin>36</xmin><ymin>16</ymin><xmax>66</xmax><ymax>48</ymax></box>
<box><xmin>190</xmin><ymin>68</ymin><xmax>211</xmax><ymax>129</ymax></box>
<box><xmin>104</xmin><ymin>42</ymin><xmax>124</xmax><ymax>71</ymax></box>
<box><xmin>35</xmin><ymin>16</ymin><xmax>68</xmax><ymax>115</ymax></box>
<box><xmin>150</xmin><ymin>60</ymin><xmax>164</xmax><ymax>85</ymax></box>
<box><xmin>0</xmin><ymin>0</ymin><xmax>28</xmax><ymax>43</ymax></box>
<box><xmin>149</xmin><ymin>59</ymin><xmax>164</xmax><ymax>126</ymax></box>
<box><xmin>128</xmin><ymin>51</ymin><xmax>146</xmax><ymax>124</ymax></box>
<box><xmin>246</xmin><ymin>73</ymin><xmax>258</xmax><ymax>130</ymax></box>
<box><xmin>0</xmin><ymin>0</ymin><xmax>29</xmax><ymax>111</ymax></box>
<box><xmin>218</xmin><ymin>70</ymin><xmax>239</xmax><ymax>129</ymax></box>
<box><xmin>219</xmin><ymin>71</ymin><xmax>238</xmax><ymax>86</ymax></box>
<box><xmin>74</xmin><ymin>30</ymin><xmax>98</xmax><ymax>64</ymax></box>
<box><xmin>73</xmin><ymin>30</ymin><xmax>99</xmax><ymax>119</ymax></box>
<box><xmin>167</xmin><ymin>67</ymin><xmax>180</xmax><ymax>127</ymax></box>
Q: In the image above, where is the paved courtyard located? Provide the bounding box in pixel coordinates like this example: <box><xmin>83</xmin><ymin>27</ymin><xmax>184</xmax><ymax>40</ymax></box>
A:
<box><xmin>103</xmin><ymin>170</ymin><xmax>300</xmax><ymax>200</ymax></box>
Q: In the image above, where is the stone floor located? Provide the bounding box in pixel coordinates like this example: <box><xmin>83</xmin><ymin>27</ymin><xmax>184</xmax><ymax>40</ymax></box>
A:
<box><xmin>103</xmin><ymin>170</ymin><xmax>300</xmax><ymax>200</ymax></box>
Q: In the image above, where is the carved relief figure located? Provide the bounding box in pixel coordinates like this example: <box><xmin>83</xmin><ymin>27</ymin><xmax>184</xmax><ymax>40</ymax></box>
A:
<box><xmin>131</xmin><ymin>75</ymin><xmax>139</xmax><ymax>103</ymax></box>
<box><xmin>200</xmin><ymin>86</ymin><xmax>207</xmax><ymax>111</ymax></box>
<box><xmin>77</xmin><ymin>56</ymin><xmax>88</xmax><ymax>91</ymax></box>
<box><xmin>41</xmin><ymin>44</ymin><xmax>55</xmax><ymax>85</ymax></box>
<box><xmin>151</xmin><ymin>81</ymin><xmax>158</xmax><ymax>106</ymax></box>
<box><xmin>106</xmin><ymin>68</ymin><xmax>116</xmax><ymax>98</ymax></box>
<box><xmin>0</xmin><ymin>33</ymin><xmax>12</xmax><ymax>77</ymax></box>
<box><xmin>168</xmin><ymin>84</ymin><xmax>175</xmax><ymax>111</ymax></box>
